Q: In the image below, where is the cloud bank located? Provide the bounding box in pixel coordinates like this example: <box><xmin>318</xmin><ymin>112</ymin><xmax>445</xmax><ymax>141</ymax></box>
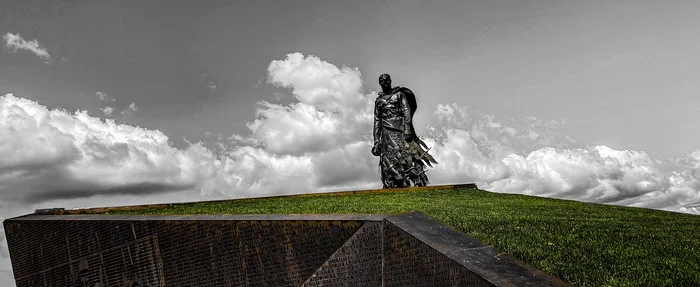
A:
<box><xmin>0</xmin><ymin>52</ymin><xmax>379</xmax><ymax>212</ymax></box>
<box><xmin>426</xmin><ymin>103</ymin><xmax>700</xmax><ymax>213</ymax></box>
<box><xmin>2</xmin><ymin>52</ymin><xmax>699</xmax><ymax>212</ymax></box>
<box><xmin>2</xmin><ymin>33</ymin><xmax>51</xmax><ymax>63</ymax></box>
<box><xmin>2</xmin><ymin>52</ymin><xmax>699</xmax><ymax>282</ymax></box>
<box><xmin>0</xmin><ymin>94</ymin><xmax>236</xmax><ymax>205</ymax></box>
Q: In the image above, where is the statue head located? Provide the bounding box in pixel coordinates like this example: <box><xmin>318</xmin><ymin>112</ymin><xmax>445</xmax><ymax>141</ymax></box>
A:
<box><xmin>378</xmin><ymin>74</ymin><xmax>392</xmax><ymax>90</ymax></box>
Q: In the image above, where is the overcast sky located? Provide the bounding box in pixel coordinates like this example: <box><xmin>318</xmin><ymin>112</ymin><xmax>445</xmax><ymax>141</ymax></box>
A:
<box><xmin>2</xmin><ymin>0</ymin><xmax>700</xmax><ymax>285</ymax></box>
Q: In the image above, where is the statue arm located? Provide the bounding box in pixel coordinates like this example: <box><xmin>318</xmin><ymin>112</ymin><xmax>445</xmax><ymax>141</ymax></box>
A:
<box><xmin>400</xmin><ymin>92</ymin><xmax>413</xmax><ymax>139</ymax></box>
<box><xmin>373</xmin><ymin>99</ymin><xmax>381</xmax><ymax>148</ymax></box>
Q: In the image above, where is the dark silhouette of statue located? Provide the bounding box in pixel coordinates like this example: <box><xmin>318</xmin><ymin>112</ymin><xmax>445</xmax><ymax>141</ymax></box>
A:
<box><xmin>372</xmin><ymin>74</ymin><xmax>437</xmax><ymax>188</ymax></box>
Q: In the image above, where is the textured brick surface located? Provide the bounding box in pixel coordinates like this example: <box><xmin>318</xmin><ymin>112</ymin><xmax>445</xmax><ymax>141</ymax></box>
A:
<box><xmin>154</xmin><ymin>220</ymin><xmax>361</xmax><ymax>287</ymax></box>
<box><xmin>4</xmin><ymin>217</ymin><xmax>364</xmax><ymax>286</ymax></box>
<box><xmin>383</xmin><ymin>220</ymin><xmax>494</xmax><ymax>287</ymax></box>
<box><xmin>8</xmin><ymin>224</ymin><xmax>164</xmax><ymax>287</ymax></box>
<box><xmin>301</xmin><ymin>222</ymin><xmax>383</xmax><ymax>287</ymax></box>
<box><xmin>4</xmin><ymin>209</ymin><xmax>568</xmax><ymax>287</ymax></box>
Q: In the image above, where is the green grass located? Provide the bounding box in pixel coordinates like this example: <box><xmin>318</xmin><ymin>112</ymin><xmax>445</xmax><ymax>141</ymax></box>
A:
<box><xmin>111</xmin><ymin>188</ymin><xmax>700</xmax><ymax>287</ymax></box>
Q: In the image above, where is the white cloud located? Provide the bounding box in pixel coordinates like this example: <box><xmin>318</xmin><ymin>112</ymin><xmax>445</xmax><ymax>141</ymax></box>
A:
<box><xmin>248</xmin><ymin>53</ymin><xmax>374</xmax><ymax>156</ymax></box>
<box><xmin>120</xmin><ymin>102</ymin><xmax>138</xmax><ymax>116</ymax></box>
<box><xmin>221</xmin><ymin>52</ymin><xmax>700</xmax><ymax>214</ymax></box>
<box><xmin>100</xmin><ymin>106</ymin><xmax>114</xmax><ymax>115</ymax></box>
<box><xmin>95</xmin><ymin>91</ymin><xmax>115</xmax><ymax>102</ymax></box>
<box><xmin>3</xmin><ymin>52</ymin><xmax>698</xmax><ymax>215</ymax></box>
<box><xmin>0</xmin><ymin>52</ymin><xmax>380</xmax><ymax>211</ymax></box>
<box><xmin>211</xmin><ymin>53</ymin><xmax>378</xmax><ymax>193</ymax></box>
<box><xmin>267</xmin><ymin>53</ymin><xmax>366</xmax><ymax>113</ymax></box>
<box><xmin>2</xmin><ymin>33</ymin><xmax>51</xmax><ymax>63</ymax></box>
<box><xmin>426</xmin><ymin>104</ymin><xmax>700</xmax><ymax>213</ymax></box>
<box><xmin>0</xmin><ymin>94</ymin><xmax>220</xmax><ymax>205</ymax></box>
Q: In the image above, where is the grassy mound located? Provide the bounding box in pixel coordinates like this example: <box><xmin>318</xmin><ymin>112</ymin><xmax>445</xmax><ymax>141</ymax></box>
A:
<box><xmin>111</xmin><ymin>187</ymin><xmax>700</xmax><ymax>287</ymax></box>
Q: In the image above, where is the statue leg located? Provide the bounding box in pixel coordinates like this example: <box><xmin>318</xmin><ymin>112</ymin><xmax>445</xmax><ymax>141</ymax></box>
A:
<box><xmin>381</xmin><ymin>130</ymin><xmax>410</xmax><ymax>188</ymax></box>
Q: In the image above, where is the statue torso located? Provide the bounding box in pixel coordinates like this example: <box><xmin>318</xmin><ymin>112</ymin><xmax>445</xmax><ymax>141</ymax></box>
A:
<box><xmin>376</xmin><ymin>90</ymin><xmax>403</xmax><ymax>118</ymax></box>
<box><xmin>376</xmin><ymin>88</ymin><xmax>406</xmax><ymax>131</ymax></box>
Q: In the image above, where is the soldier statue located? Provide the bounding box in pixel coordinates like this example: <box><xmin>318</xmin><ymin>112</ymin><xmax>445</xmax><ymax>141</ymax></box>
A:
<box><xmin>372</xmin><ymin>74</ymin><xmax>437</xmax><ymax>188</ymax></box>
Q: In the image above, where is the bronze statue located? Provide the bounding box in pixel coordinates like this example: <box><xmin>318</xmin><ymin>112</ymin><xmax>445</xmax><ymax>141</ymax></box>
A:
<box><xmin>372</xmin><ymin>74</ymin><xmax>437</xmax><ymax>188</ymax></box>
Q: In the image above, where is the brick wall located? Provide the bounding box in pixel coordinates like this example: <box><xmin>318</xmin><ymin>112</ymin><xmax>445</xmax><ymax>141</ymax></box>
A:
<box><xmin>4</xmin><ymin>213</ymin><xmax>567</xmax><ymax>287</ymax></box>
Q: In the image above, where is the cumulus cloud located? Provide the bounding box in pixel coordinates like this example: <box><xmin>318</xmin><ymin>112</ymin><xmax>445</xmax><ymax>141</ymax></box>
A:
<box><xmin>426</xmin><ymin>103</ymin><xmax>700</xmax><ymax>213</ymax></box>
<box><xmin>213</xmin><ymin>52</ymin><xmax>700</xmax><ymax>214</ymax></box>
<box><xmin>2</xmin><ymin>33</ymin><xmax>51</xmax><ymax>63</ymax></box>
<box><xmin>211</xmin><ymin>53</ymin><xmax>378</xmax><ymax>192</ymax></box>
<box><xmin>0</xmin><ymin>94</ymin><xmax>220</xmax><ymax>205</ymax></box>
<box><xmin>247</xmin><ymin>53</ymin><xmax>373</xmax><ymax>156</ymax></box>
<box><xmin>3</xmin><ymin>52</ymin><xmax>699</xmax><ymax>215</ymax></box>
<box><xmin>0</xmin><ymin>53</ymin><xmax>377</xmax><ymax>218</ymax></box>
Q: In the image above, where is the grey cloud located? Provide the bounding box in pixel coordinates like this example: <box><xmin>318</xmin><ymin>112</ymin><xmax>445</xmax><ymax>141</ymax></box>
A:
<box><xmin>0</xmin><ymin>94</ymin><xmax>234</xmax><ymax>205</ymax></box>
<box><xmin>4</xmin><ymin>50</ymin><xmax>700</xmax><ymax>236</ymax></box>
<box><xmin>23</xmin><ymin>182</ymin><xmax>195</xmax><ymax>204</ymax></box>
<box><xmin>2</xmin><ymin>32</ymin><xmax>50</xmax><ymax>63</ymax></box>
<box><xmin>0</xmin><ymin>271</ymin><xmax>12</xmax><ymax>287</ymax></box>
<box><xmin>683</xmin><ymin>201</ymin><xmax>700</xmax><ymax>208</ymax></box>
<box><xmin>99</xmin><ymin>106</ymin><xmax>114</xmax><ymax>115</ymax></box>
<box><xmin>0</xmin><ymin>152</ymin><xmax>78</xmax><ymax>178</ymax></box>
<box><xmin>95</xmin><ymin>91</ymin><xmax>115</xmax><ymax>102</ymax></box>
<box><xmin>429</xmin><ymin>107</ymin><xmax>700</xmax><ymax>213</ymax></box>
<box><xmin>312</xmin><ymin>144</ymin><xmax>376</xmax><ymax>188</ymax></box>
<box><xmin>120</xmin><ymin>102</ymin><xmax>138</xmax><ymax>116</ymax></box>
<box><xmin>0</xmin><ymin>228</ymin><xmax>6</xmax><ymax>259</ymax></box>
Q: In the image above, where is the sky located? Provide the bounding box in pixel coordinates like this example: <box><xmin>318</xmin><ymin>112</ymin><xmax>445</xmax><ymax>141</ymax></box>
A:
<box><xmin>2</xmin><ymin>0</ymin><xmax>700</xmax><ymax>285</ymax></box>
